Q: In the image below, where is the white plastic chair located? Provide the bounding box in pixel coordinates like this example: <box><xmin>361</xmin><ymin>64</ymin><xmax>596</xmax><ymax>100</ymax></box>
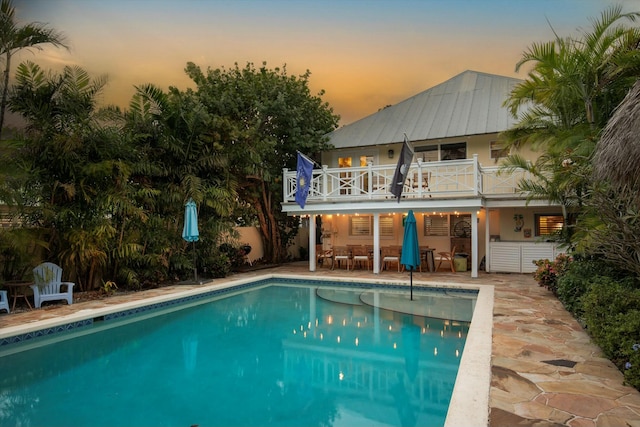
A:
<box><xmin>31</xmin><ymin>262</ymin><xmax>75</xmax><ymax>308</ymax></box>
<box><xmin>0</xmin><ymin>290</ymin><xmax>9</xmax><ymax>313</ymax></box>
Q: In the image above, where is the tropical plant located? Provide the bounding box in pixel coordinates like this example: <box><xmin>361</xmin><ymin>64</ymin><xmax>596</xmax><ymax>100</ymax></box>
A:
<box><xmin>532</xmin><ymin>253</ymin><xmax>572</xmax><ymax>293</ymax></box>
<box><xmin>0</xmin><ymin>0</ymin><xmax>67</xmax><ymax>140</ymax></box>
<box><xmin>5</xmin><ymin>62</ymin><xmax>132</xmax><ymax>290</ymax></box>
<box><xmin>500</xmin><ymin>5</ymin><xmax>640</xmax><ymax>245</ymax></box>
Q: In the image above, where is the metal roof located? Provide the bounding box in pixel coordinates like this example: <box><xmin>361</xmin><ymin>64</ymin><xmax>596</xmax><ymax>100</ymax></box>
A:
<box><xmin>328</xmin><ymin>70</ymin><xmax>523</xmax><ymax>148</ymax></box>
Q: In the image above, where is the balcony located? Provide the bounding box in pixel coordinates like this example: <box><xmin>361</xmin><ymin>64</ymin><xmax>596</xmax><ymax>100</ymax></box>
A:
<box><xmin>282</xmin><ymin>155</ymin><xmax>530</xmax><ymax>209</ymax></box>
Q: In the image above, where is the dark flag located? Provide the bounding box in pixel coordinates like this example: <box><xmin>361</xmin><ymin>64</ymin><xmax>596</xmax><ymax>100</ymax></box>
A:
<box><xmin>295</xmin><ymin>151</ymin><xmax>314</xmax><ymax>208</ymax></box>
<box><xmin>390</xmin><ymin>134</ymin><xmax>414</xmax><ymax>201</ymax></box>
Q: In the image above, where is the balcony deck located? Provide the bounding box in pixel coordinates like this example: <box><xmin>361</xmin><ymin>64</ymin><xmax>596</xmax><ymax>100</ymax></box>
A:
<box><xmin>282</xmin><ymin>155</ymin><xmax>532</xmax><ymax>213</ymax></box>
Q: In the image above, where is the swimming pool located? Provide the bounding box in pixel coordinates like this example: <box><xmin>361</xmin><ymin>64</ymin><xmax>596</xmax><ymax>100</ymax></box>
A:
<box><xmin>0</xmin><ymin>274</ymin><xmax>493</xmax><ymax>427</ymax></box>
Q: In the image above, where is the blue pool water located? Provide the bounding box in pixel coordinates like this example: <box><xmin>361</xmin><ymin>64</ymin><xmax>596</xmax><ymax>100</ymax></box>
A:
<box><xmin>0</xmin><ymin>282</ymin><xmax>474</xmax><ymax>427</ymax></box>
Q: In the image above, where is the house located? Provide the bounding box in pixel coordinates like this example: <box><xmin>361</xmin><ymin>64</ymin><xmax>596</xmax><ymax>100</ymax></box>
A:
<box><xmin>281</xmin><ymin>70</ymin><xmax>565</xmax><ymax>277</ymax></box>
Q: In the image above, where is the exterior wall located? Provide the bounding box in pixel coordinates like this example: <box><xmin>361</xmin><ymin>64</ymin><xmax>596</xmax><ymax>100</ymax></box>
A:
<box><xmin>491</xmin><ymin>206</ymin><xmax>563</xmax><ymax>243</ymax></box>
<box><xmin>235</xmin><ymin>226</ymin><xmax>310</xmax><ymax>262</ymax></box>
<box><xmin>235</xmin><ymin>227</ymin><xmax>264</xmax><ymax>263</ymax></box>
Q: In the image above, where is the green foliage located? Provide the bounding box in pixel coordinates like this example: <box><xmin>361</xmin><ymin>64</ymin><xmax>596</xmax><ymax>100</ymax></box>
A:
<box><xmin>100</xmin><ymin>280</ymin><xmax>118</xmax><ymax>296</ymax></box>
<box><xmin>183</xmin><ymin>61</ymin><xmax>340</xmax><ymax>263</ymax></box>
<box><xmin>201</xmin><ymin>251</ymin><xmax>231</xmax><ymax>279</ymax></box>
<box><xmin>581</xmin><ymin>276</ymin><xmax>640</xmax><ymax>388</ymax></box>
<box><xmin>556</xmin><ymin>255</ymin><xmax>622</xmax><ymax>317</ymax></box>
<box><xmin>218</xmin><ymin>243</ymin><xmax>246</xmax><ymax>271</ymax></box>
<box><xmin>532</xmin><ymin>253</ymin><xmax>572</xmax><ymax>294</ymax></box>
<box><xmin>0</xmin><ymin>228</ymin><xmax>45</xmax><ymax>281</ymax></box>
<box><xmin>501</xmin><ymin>5</ymin><xmax>640</xmax><ymax>251</ymax></box>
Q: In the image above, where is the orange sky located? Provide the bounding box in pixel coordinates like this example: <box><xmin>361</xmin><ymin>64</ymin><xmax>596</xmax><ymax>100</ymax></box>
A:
<box><xmin>14</xmin><ymin>0</ymin><xmax>640</xmax><ymax>126</ymax></box>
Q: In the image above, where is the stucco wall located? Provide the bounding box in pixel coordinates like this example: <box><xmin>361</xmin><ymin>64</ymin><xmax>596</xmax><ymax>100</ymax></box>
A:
<box><xmin>235</xmin><ymin>226</ymin><xmax>310</xmax><ymax>263</ymax></box>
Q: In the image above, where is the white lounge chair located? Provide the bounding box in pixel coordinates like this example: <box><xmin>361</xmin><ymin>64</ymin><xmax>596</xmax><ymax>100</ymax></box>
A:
<box><xmin>0</xmin><ymin>290</ymin><xmax>9</xmax><ymax>313</ymax></box>
<box><xmin>31</xmin><ymin>262</ymin><xmax>75</xmax><ymax>308</ymax></box>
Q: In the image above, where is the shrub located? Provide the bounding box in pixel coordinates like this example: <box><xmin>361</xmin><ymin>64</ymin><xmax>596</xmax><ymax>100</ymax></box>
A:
<box><xmin>532</xmin><ymin>253</ymin><xmax>572</xmax><ymax>294</ymax></box>
<box><xmin>218</xmin><ymin>243</ymin><xmax>246</xmax><ymax>272</ymax></box>
<box><xmin>556</xmin><ymin>256</ymin><xmax>607</xmax><ymax>318</ymax></box>
<box><xmin>201</xmin><ymin>251</ymin><xmax>231</xmax><ymax>278</ymax></box>
<box><xmin>581</xmin><ymin>277</ymin><xmax>640</xmax><ymax>388</ymax></box>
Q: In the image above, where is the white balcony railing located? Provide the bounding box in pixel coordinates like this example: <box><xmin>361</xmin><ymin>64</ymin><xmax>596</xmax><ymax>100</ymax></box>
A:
<box><xmin>283</xmin><ymin>155</ymin><xmax>531</xmax><ymax>205</ymax></box>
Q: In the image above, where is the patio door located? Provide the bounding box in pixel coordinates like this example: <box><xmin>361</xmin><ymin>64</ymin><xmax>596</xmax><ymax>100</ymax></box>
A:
<box><xmin>338</xmin><ymin>154</ymin><xmax>374</xmax><ymax>195</ymax></box>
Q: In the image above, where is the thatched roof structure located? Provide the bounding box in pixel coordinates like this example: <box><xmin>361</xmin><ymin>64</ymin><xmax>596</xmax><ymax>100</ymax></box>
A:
<box><xmin>594</xmin><ymin>79</ymin><xmax>640</xmax><ymax>189</ymax></box>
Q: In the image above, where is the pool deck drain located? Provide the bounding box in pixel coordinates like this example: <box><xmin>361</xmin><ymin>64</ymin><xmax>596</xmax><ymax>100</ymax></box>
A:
<box><xmin>2</xmin><ymin>263</ymin><xmax>640</xmax><ymax>427</ymax></box>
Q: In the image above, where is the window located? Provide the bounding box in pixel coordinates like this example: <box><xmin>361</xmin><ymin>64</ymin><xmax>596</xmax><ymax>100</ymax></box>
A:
<box><xmin>441</xmin><ymin>142</ymin><xmax>466</xmax><ymax>160</ymax></box>
<box><xmin>490</xmin><ymin>141</ymin><xmax>508</xmax><ymax>160</ymax></box>
<box><xmin>349</xmin><ymin>215</ymin><xmax>394</xmax><ymax>237</ymax></box>
<box><xmin>350</xmin><ymin>216</ymin><xmax>370</xmax><ymax>236</ymax></box>
<box><xmin>535</xmin><ymin>214</ymin><xmax>564</xmax><ymax>236</ymax></box>
<box><xmin>415</xmin><ymin>142</ymin><xmax>467</xmax><ymax>161</ymax></box>
<box><xmin>380</xmin><ymin>216</ymin><xmax>394</xmax><ymax>237</ymax></box>
<box><xmin>338</xmin><ymin>156</ymin><xmax>352</xmax><ymax>168</ymax></box>
<box><xmin>415</xmin><ymin>145</ymin><xmax>438</xmax><ymax>162</ymax></box>
<box><xmin>424</xmin><ymin>214</ymin><xmax>449</xmax><ymax>236</ymax></box>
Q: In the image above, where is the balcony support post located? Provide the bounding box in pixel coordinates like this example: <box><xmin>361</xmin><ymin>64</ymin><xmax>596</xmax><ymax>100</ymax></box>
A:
<box><xmin>373</xmin><ymin>213</ymin><xmax>380</xmax><ymax>274</ymax></box>
<box><xmin>471</xmin><ymin>210</ymin><xmax>478</xmax><ymax>278</ymax></box>
<box><xmin>309</xmin><ymin>214</ymin><xmax>317</xmax><ymax>272</ymax></box>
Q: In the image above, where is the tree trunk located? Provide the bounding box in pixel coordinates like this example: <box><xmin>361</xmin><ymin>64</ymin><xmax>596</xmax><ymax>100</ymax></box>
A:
<box><xmin>0</xmin><ymin>51</ymin><xmax>11</xmax><ymax>141</ymax></box>
<box><xmin>250</xmin><ymin>179</ymin><xmax>286</xmax><ymax>264</ymax></box>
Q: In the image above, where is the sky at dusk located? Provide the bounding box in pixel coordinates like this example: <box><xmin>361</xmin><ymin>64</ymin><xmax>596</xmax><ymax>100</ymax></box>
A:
<box><xmin>13</xmin><ymin>0</ymin><xmax>640</xmax><ymax>126</ymax></box>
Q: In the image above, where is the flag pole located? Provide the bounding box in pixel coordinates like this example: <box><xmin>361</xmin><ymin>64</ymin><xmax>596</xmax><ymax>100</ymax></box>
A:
<box><xmin>296</xmin><ymin>150</ymin><xmax>321</xmax><ymax>168</ymax></box>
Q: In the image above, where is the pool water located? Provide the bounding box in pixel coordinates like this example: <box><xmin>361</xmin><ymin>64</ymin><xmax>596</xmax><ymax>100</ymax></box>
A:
<box><xmin>0</xmin><ymin>283</ymin><xmax>473</xmax><ymax>427</ymax></box>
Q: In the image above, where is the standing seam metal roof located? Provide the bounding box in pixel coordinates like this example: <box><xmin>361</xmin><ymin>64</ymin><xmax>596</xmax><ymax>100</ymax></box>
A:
<box><xmin>328</xmin><ymin>70</ymin><xmax>523</xmax><ymax>148</ymax></box>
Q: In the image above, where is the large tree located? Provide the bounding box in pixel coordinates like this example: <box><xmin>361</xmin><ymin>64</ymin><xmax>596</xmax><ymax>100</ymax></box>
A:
<box><xmin>184</xmin><ymin>62</ymin><xmax>339</xmax><ymax>263</ymax></box>
<box><xmin>0</xmin><ymin>0</ymin><xmax>67</xmax><ymax>140</ymax></box>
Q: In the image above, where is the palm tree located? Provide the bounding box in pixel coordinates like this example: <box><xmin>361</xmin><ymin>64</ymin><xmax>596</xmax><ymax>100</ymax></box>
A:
<box><xmin>499</xmin><ymin>5</ymin><xmax>640</xmax><ymax>240</ymax></box>
<box><xmin>0</xmin><ymin>0</ymin><xmax>67</xmax><ymax>140</ymax></box>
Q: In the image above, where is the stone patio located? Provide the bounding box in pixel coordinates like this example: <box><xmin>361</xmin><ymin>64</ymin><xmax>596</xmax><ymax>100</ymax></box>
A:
<box><xmin>1</xmin><ymin>262</ymin><xmax>640</xmax><ymax>426</ymax></box>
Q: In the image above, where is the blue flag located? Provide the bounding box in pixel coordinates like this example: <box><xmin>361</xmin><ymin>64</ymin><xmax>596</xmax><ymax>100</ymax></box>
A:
<box><xmin>390</xmin><ymin>134</ymin><xmax>414</xmax><ymax>201</ymax></box>
<box><xmin>295</xmin><ymin>152</ymin><xmax>314</xmax><ymax>208</ymax></box>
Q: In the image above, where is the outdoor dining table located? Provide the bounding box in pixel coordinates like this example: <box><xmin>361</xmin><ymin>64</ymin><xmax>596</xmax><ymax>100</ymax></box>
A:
<box><xmin>3</xmin><ymin>281</ymin><xmax>33</xmax><ymax>311</ymax></box>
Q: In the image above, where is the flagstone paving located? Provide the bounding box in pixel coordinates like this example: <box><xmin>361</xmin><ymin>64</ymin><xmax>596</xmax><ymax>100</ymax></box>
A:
<box><xmin>2</xmin><ymin>263</ymin><xmax>640</xmax><ymax>426</ymax></box>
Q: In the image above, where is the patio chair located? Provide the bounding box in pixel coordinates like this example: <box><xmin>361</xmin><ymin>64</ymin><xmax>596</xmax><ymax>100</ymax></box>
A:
<box><xmin>349</xmin><ymin>245</ymin><xmax>371</xmax><ymax>271</ymax></box>
<box><xmin>31</xmin><ymin>262</ymin><xmax>75</xmax><ymax>308</ymax></box>
<box><xmin>316</xmin><ymin>245</ymin><xmax>334</xmax><ymax>269</ymax></box>
<box><xmin>435</xmin><ymin>246</ymin><xmax>457</xmax><ymax>272</ymax></box>
<box><xmin>0</xmin><ymin>290</ymin><xmax>9</xmax><ymax>313</ymax></box>
<box><xmin>332</xmin><ymin>246</ymin><xmax>351</xmax><ymax>270</ymax></box>
<box><xmin>381</xmin><ymin>246</ymin><xmax>402</xmax><ymax>272</ymax></box>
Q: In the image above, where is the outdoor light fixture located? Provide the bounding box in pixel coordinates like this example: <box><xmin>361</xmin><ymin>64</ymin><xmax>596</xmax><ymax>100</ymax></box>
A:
<box><xmin>388</xmin><ymin>149</ymin><xmax>394</xmax><ymax>158</ymax></box>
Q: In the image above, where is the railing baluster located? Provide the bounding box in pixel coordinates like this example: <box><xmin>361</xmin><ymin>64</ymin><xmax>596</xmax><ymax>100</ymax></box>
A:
<box><xmin>282</xmin><ymin>160</ymin><xmax>530</xmax><ymax>203</ymax></box>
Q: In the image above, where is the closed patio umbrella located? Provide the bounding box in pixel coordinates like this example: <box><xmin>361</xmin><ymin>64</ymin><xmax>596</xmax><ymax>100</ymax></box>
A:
<box><xmin>401</xmin><ymin>210</ymin><xmax>421</xmax><ymax>300</ymax></box>
<box><xmin>182</xmin><ymin>198</ymin><xmax>199</xmax><ymax>282</ymax></box>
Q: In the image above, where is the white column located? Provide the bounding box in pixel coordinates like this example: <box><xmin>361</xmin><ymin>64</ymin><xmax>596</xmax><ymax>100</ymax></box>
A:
<box><xmin>485</xmin><ymin>208</ymin><xmax>491</xmax><ymax>273</ymax></box>
<box><xmin>373</xmin><ymin>213</ymin><xmax>380</xmax><ymax>274</ymax></box>
<box><xmin>309</xmin><ymin>215</ymin><xmax>317</xmax><ymax>272</ymax></box>
<box><xmin>471</xmin><ymin>210</ymin><xmax>478</xmax><ymax>278</ymax></box>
